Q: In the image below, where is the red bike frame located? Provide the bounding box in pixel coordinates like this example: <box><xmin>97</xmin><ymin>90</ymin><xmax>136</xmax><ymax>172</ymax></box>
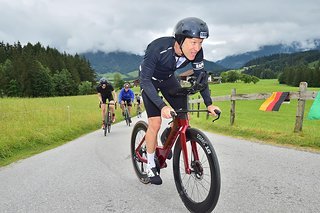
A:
<box><xmin>134</xmin><ymin>112</ymin><xmax>196</xmax><ymax>175</ymax></box>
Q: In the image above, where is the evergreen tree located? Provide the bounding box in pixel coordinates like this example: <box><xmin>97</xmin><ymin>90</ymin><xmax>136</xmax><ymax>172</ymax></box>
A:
<box><xmin>78</xmin><ymin>81</ymin><xmax>93</xmax><ymax>95</ymax></box>
<box><xmin>30</xmin><ymin>61</ymin><xmax>53</xmax><ymax>97</ymax></box>
<box><xmin>52</xmin><ymin>69</ymin><xmax>77</xmax><ymax>96</ymax></box>
<box><xmin>113</xmin><ymin>73</ymin><xmax>124</xmax><ymax>90</ymax></box>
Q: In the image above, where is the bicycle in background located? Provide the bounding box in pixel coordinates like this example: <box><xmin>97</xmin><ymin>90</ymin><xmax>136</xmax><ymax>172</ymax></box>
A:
<box><xmin>136</xmin><ymin>103</ymin><xmax>142</xmax><ymax>118</ymax></box>
<box><xmin>103</xmin><ymin>102</ymin><xmax>114</xmax><ymax>136</ymax></box>
<box><xmin>123</xmin><ymin>102</ymin><xmax>131</xmax><ymax>126</ymax></box>
<box><xmin>135</xmin><ymin>93</ymin><xmax>143</xmax><ymax>118</ymax></box>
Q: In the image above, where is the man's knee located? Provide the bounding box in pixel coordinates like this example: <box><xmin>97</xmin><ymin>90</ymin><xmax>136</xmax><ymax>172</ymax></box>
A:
<box><xmin>148</xmin><ymin>117</ymin><xmax>161</xmax><ymax>132</ymax></box>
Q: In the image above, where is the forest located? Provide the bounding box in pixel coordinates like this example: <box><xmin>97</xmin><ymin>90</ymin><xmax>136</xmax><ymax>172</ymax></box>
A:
<box><xmin>0</xmin><ymin>42</ymin><xmax>96</xmax><ymax>97</ymax></box>
<box><xmin>243</xmin><ymin>50</ymin><xmax>320</xmax><ymax>87</ymax></box>
<box><xmin>1</xmin><ymin>41</ymin><xmax>319</xmax><ymax>99</ymax></box>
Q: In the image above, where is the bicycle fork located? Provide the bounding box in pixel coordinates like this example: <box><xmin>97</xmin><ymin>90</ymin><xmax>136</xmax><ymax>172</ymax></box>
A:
<box><xmin>179</xmin><ymin>125</ymin><xmax>195</xmax><ymax>175</ymax></box>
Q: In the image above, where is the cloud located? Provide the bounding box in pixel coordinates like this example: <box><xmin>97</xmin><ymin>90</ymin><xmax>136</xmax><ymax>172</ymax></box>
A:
<box><xmin>1</xmin><ymin>0</ymin><xmax>319</xmax><ymax>61</ymax></box>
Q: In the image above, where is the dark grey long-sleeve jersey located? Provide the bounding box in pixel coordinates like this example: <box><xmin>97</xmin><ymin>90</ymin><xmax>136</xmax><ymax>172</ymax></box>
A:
<box><xmin>139</xmin><ymin>36</ymin><xmax>212</xmax><ymax>110</ymax></box>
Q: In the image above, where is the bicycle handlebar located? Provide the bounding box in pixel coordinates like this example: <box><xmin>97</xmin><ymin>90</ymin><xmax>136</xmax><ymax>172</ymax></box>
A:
<box><xmin>170</xmin><ymin>108</ymin><xmax>221</xmax><ymax>123</ymax></box>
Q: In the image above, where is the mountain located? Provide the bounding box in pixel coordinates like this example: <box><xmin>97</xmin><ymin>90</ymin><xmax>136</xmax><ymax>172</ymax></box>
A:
<box><xmin>81</xmin><ymin>51</ymin><xmax>226</xmax><ymax>76</ymax></box>
<box><xmin>82</xmin><ymin>51</ymin><xmax>143</xmax><ymax>74</ymax></box>
<box><xmin>242</xmin><ymin>49</ymin><xmax>320</xmax><ymax>80</ymax></box>
<box><xmin>216</xmin><ymin>39</ymin><xmax>320</xmax><ymax>69</ymax></box>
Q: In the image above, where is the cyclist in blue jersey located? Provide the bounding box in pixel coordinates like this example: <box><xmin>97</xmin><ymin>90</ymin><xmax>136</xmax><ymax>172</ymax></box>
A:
<box><xmin>139</xmin><ymin>17</ymin><xmax>221</xmax><ymax>185</ymax></box>
<box><xmin>118</xmin><ymin>82</ymin><xmax>135</xmax><ymax>123</ymax></box>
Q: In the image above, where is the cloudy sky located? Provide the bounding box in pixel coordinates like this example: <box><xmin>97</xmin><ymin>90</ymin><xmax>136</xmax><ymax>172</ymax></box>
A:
<box><xmin>1</xmin><ymin>0</ymin><xmax>319</xmax><ymax>61</ymax></box>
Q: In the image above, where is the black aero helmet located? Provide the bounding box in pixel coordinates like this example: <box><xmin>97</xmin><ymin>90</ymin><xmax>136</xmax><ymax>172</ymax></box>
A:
<box><xmin>174</xmin><ymin>17</ymin><xmax>209</xmax><ymax>45</ymax></box>
<box><xmin>99</xmin><ymin>77</ymin><xmax>108</xmax><ymax>85</ymax></box>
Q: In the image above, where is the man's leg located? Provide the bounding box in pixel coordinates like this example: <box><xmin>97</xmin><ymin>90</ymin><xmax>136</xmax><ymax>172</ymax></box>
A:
<box><xmin>145</xmin><ymin>116</ymin><xmax>162</xmax><ymax>185</ymax></box>
<box><xmin>127</xmin><ymin>100</ymin><xmax>132</xmax><ymax>122</ymax></box>
<box><xmin>109</xmin><ymin>100</ymin><xmax>116</xmax><ymax>122</ymax></box>
<box><xmin>101</xmin><ymin>103</ymin><xmax>106</xmax><ymax>128</ymax></box>
<box><xmin>120</xmin><ymin>100</ymin><xmax>125</xmax><ymax>116</ymax></box>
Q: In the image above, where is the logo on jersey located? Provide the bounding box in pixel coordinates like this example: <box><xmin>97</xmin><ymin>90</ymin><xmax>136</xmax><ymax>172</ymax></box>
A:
<box><xmin>194</xmin><ymin>61</ymin><xmax>204</xmax><ymax>70</ymax></box>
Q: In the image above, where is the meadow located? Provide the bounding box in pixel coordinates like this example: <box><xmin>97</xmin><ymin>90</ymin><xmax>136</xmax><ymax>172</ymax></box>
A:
<box><xmin>190</xmin><ymin>79</ymin><xmax>320</xmax><ymax>151</ymax></box>
<box><xmin>0</xmin><ymin>79</ymin><xmax>319</xmax><ymax>166</ymax></box>
<box><xmin>0</xmin><ymin>95</ymin><xmax>122</xmax><ymax>166</ymax></box>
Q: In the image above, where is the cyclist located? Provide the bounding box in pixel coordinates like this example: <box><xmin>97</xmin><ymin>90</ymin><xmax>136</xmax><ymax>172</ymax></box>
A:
<box><xmin>118</xmin><ymin>82</ymin><xmax>135</xmax><ymax>123</ymax></box>
<box><xmin>139</xmin><ymin>17</ymin><xmax>221</xmax><ymax>185</ymax></box>
<box><xmin>135</xmin><ymin>93</ymin><xmax>143</xmax><ymax>108</ymax></box>
<box><xmin>96</xmin><ymin>78</ymin><xmax>117</xmax><ymax>129</ymax></box>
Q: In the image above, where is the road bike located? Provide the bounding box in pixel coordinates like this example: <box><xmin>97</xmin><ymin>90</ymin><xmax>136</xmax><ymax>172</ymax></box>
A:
<box><xmin>130</xmin><ymin>74</ymin><xmax>221</xmax><ymax>212</ymax></box>
<box><xmin>121</xmin><ymin>102</ymin><xmax>131</xmax><ymax>126</ymax></box>
<box><xmin>104</xmin><ymin>102</ymin><xmax>114</xmax><ymax>136</ymax></box>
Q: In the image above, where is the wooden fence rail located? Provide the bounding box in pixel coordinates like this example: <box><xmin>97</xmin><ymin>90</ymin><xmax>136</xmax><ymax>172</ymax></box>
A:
<box><xmin>189</xmin><ymin>82</ymin><xmax>318</xmax><ymax>132</ymax></box>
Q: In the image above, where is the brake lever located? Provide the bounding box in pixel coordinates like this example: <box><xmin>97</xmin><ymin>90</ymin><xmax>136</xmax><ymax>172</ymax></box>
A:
<box><xmin>167</xmin><ymin>111</ymin><xmax>177</xmax><ymax>125</ymax></box>
<box><xmin>212</xmin><ymin>109</ymin><xmax>221</xmax><ymax>123</ymax></box>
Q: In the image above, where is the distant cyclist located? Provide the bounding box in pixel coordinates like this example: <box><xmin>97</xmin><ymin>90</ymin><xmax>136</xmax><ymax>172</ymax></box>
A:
<box><xmin>96</xmin><ymin>78</ymin><xmax>117</xmax><ymax>129</ymax></box>
<box><xmin>118</xmin><ymin>82</ymin><xmax>135</xmax><ymax>123</ymax></box>
<box><xmin>135</xmin><ymin>93</ymin><xmax>143</xmax><ymax>108</ymax></box>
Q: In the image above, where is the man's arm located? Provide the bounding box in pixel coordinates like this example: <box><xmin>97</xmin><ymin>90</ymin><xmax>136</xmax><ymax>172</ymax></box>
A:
<box><xmin>97</xmin><ymin>92</ymin><xmax>102</xmax><ymax>103</ymax></box>
<box><xmin>118</xmin><ymin>89</ymin><xmax>123</xmax><ymax>102</ymax></box>
<box><xmin>130</xmin><ymin>90</ymin><xmax>135</xmax><ymax>102</ymax></box>
<box><xmin>112</xmin><ymin>91</ymin><xmax>117</xmax><ymax>102</ymax></box>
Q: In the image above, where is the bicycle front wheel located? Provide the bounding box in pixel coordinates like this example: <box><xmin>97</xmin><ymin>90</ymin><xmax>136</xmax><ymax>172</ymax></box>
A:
<box><xmin>106</xmin><ymin>112</ymin><xmax>111</xmax><ymax>133</ymax></box>
<box><xmin>173</xmin><ymin>128</ymin><xmax>220</xmax><ymax>213</ymax></box>
<box><xmin>131</xmin><ymin>121</ymin><xmax>149</xmax><ymax>184</ymax></box>
<box><xmin>125</xmin><ymin>108</ymin><xmax>130</xmax><ymax>126</ymax></box>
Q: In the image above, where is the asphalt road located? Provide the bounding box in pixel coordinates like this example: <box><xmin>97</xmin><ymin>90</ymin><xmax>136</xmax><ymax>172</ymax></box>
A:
<box><xmin>1</xmin><ymin>113</ymin><xmax>319</xmax><ymax>213</ymax></box>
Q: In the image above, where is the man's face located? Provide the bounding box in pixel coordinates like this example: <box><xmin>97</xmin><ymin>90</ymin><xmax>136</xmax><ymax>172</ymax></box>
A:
<box><xmin>125</xmin><ymin>86</ymin><xmax>129</xmax><ymax>91</ymax></box>
<box><xmin>102</xmin><ymin>83</ymin><xmax>107</xmax><ymax>88</ymax></box>
<box><xmin>181</xmin><ymin>37</ymin><xmax>203</xmax><ymax>60</ymax></box>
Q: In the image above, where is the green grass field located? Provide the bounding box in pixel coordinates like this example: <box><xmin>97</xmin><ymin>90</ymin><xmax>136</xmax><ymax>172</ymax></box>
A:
<box><xmin>0</xmin><ymin>79</ymin><xmax>319</xmax><ymax>166</ymax></box>
<box><xmin>0</xmin><ymin>95</ymin><xmax>125</xmax><ymax>166</ymax></box>
<box><xmin>191</xmin><ymin>79</ymin><xmax>320</xmax><ymax>151</ymax></box>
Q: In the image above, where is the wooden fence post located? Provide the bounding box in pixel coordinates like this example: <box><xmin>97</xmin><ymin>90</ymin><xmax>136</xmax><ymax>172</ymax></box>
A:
<box><xmin>294</xmin><ymin>82</ymin><xmax>307</xmax><ymax>132</ymax></box>
<box><xmin>230</xmin><ymin>88</ymin><xmax>236</xmax><ymax>126</ymax></box>
<box><xmin>191</xmin><ymin>98</ymin><xmax>194</xmax><ymax>114</ymax></box>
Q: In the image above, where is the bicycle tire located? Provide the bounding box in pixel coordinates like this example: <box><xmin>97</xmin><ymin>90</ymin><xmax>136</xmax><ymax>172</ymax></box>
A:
<box><xmin>104</xmin><ymin>108</ymin><xmax>111</xmax><ymax>135</ymax></box>
<box><xmin>173</xmin><ymin>127</ymin><xmax>220</xmax><ymax>213</ymax></box>
<box><xmin>107</xmin><ymin>111</ymin><xmax>111</xmax><ymax>133</ymax></box>
<box><xmin>130</xmin><ymin>121</ymin><xmax>149</xmax><ymax>184</ymax></box>
<box><xmin>104</xmin><ymin>113</ymin><xmax>107</xmax><ymax>137</ymax></box>
<box><xmin>125</xmin><ymin>108</ymin><xmax>130</xmax><ymax>126</ymax></box>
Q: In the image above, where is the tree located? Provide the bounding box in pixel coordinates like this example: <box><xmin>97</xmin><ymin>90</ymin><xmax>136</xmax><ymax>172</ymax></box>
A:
<box><xmin>227</xmin><ymin>71</ymin><xmax>240</xmax><ymax>83</ymax></box>
<box><xmin>220</xmin><ymin>72</ymin><xmax>228</xmax><ymax>83</ymax></box>
<box><xmin>113</xmin><ymin>73</ymin><xmax>124</xmax><ymax>90</ymax></box>
<box><xmin>52</xmin><ymin>69</ymin><xmax>77</xmax><ymax>96</ymax></box>
<box><xmin>6</xmin><ymin>79</ymin><xmax>21</xmax><ymax>97</ymax></box>
<box><xmin>78</xmin><ymin>81</ymin><xmax>93</xmax><ymax>95</ymax></box>
<box><xmin>0</xmin><ymin>41</ymin><xmax>97</xmax><ymax>97</ymax></box>
<box><xmin>30</xmin><ymin>61</ymin><xmax>53</xmax><ymax>97</ymax></box>
<box><xmin>240</xmin><ymin>74</ymin><xmax>252</xmax><ymax>83</ymax></box>
<box><xmin>251</xmin><ymin>76</ymin><xmax>259</xmax><ymax>84</ymax></box>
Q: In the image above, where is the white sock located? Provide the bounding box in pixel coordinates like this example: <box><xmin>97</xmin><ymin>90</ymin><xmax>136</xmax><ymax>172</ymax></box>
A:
<box><xmin>147</xmin><ymin>152</ymin><xmax>156</xmax><ymax>169</ymax></box>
